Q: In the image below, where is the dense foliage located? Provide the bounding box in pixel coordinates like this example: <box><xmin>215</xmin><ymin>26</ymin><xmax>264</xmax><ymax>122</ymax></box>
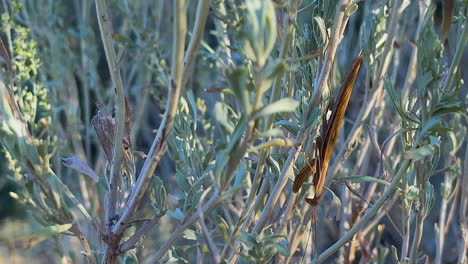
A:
<box><xmin>0</xmin><ymin>0</ymin><xmax>466</xmax><ymax>263</ymax></box>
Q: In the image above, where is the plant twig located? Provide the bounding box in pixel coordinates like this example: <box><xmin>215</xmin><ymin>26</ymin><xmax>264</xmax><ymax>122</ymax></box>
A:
<box><xmin>458</xmin><ymin>141</ymin><xmax>468</xmax><ymax>264</ymax></box>
<box><xmin>221</xmin><ymin>0</ymin><xmax>300</xmax><ymax>257</ymax></box>
<box><xmin>119</xmin><ymin>212</ymin><xmax>165</xmax><ymax>252</ymax></box>
<box><xmin>94</xmin><ymin>0</ymin><xmax>126</xmax><ymax>234</ymax></box>
<box><xmin>308</xmin><ymin>0</ymin><xmax>349</xmax><ymax>109</ymax></box>
<box><xmin>327</xmin><ymin>0</ymin><xmax>404</xmax><ymax>183</ymax></box>
<box><xmin>148</xmin><ymin>188</ymin><xmax>221</xmax><ymax>263</ymax></box>
<box><xmin>313</xmin><ymin>159</ymin><xmax>411</xmax><ymax>264</ymax></box>
<box><xmin>408</xmin><ymin>161</ymin><xmax>425</xmax><ymax>264</ymax></box>
<box><xmin>111</xmin><ymin>0</ymin><xmax>187</xmax><ymax>236</ymax></box>
<box><xmin>182</xmin><ymin>0</ymin><xmax>211</xmax><ymax>88</ymax></box>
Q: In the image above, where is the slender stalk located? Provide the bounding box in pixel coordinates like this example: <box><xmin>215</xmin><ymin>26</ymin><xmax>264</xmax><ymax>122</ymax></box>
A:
<box><xmin>81</xmin><ymin>0</ymin><xmax>91</xmax><ymax>158</ymax></box>
<box><xmin>408</xmin><ymin>161</ymin><xmax>425</xmax><ymax>264</ymax></box>
<box><xmin>149</xmin><ymin>189</ymin><xmax>221</xmax><ymax>263</ymax></box>
<box><xmin>182</xmin><ymin>0</ymin><xmax>211</xmax><ymax>88</ymax></box>
<box><xmin>94</xmin><ymin>0</ymin><xmax>126</xmax><ymax>234</ymax></box>
<box><xmin>458</xmin><ymin>141</ymin><xmax>468</xmax><ymax>264</ymax></box>
<box><xmin>220</xmin><ymin>0</ymin><xmax>299</xmax><ymax>257</ymax></box>
<box><xmin>314</xmin><ymin>159</ymin><xmax>411</xmax><ymax>264</ymax></box>
<box><xmin>70</xmin><ymin>225</ymin><xmax>96</xmax><ymax>264</ymax></box>
<box><xmin>436</xmin><ymin>204</ymin><xmax>448</xmax><ymax>263</ymax></box>
<box><xmin>436</xmin><ymin>165</ymin><xmax>452</xmax><ymax>264</ymax></box>
<box><xmin>400</xmin><ymin>188</ymin><xmax>411</xmax><ymax>261</ymax></box>
<box><xmin>309</xmin><ymin>0</ymin><xmax>349</xmax><ymax>109</ymax></box>
<box><xmin>251</xmin><ymin>141</ymin><xmax>302</xmax><ymax>234</ymax></box>
<box><xmin>200</xmin><ymin>204</ymin><xmax>221</xmax><ymax>263</ymax></box>
<box><xmin>119</xmin><ymin>213</ymin><xmax>165</xmax><ymax>252</ymax></box>
<box><xmin>327</xmin><ymin>0</ymin><xmax>403</xmax><ymax>182</ymax></box>
<box><xmin>111</xmin><ymin>0</ymin><xmax>187</xmax><ymax>236</ymax></box>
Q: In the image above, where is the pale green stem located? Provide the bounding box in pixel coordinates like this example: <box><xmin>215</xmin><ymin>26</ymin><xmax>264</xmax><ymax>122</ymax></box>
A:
<box><xmin>220</xmin><ymin>0</ymin><xmax>300</xmax><ymax>258</ymax></box>
<box><xmin>309</xmin><ymin>0</ymin><xmax>349</xmax><ymax>109</ymax></box>
<box><xmin>458</xmin><ymin>139</ymin><xmax>468</xmax><ymax>264</ymax></box>
<box><xmin>95</xmin><ymin>0</ymin><xmax>126</xmax><ymax>232</ymax></box>
<box><xmin>314</xmin><ymin>159</ymin><xmax>411</xmax><ymax>264</ymax></box>
<box><xmin>182</xmin><ymin>0</ymin><xmax>211</xmax><ymax>88</ymax></box>
<box><xmin>111</xmin><ymin>0</ymin><xmax>187</xmax><ymax>236</ymax></box>
<box><xmin>148</xmin><ymin>189</ymin><xmax>220</xmax><ymax>263</ymax></box>
<box><xmin>408</xmin><ymin>161</ymin><xmax>425</xmax><ymax>264</ymax></box>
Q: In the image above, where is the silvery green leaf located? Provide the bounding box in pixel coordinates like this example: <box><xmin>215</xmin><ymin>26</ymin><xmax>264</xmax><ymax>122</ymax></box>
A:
<box><xmin>404</xmin><ymin>145</ymin><xmax>435</xmax><ymax>161</ymax></box>
<box><xmin>217</xmin><ymin>216</ymin><xmax>230</xmax><ymax>241</ymax></box>
<box><xmin>215</xmin><ymin>102</ymin><xmax>235</xmax><ymax>133</ymax></box>
<box><xmin>123</xmin><ymin>250</ymin><xmax>139</xmax><ymax>264</ymax></box>
<box><xmin>262</xmin><ymin>127</ymin><xmax>285</xmax><ymax>138</ymax></box>
<box><xmin>243</xmin><ymin>0</ymin><xmax>277</xmax><ymax>67</ymax></box>
<box><xmin>226</xmin><ymin>67</ymin><xmax>250</xmax><ymax>113</ymax></box>
<box><xmin>407</xmin><ymin>185</ymin><xmax>419</xmax><ymax>201</ymax></box>
<box><xmin>183</xmin><ymin>229</ymin><xmax>197</xmax><ymax>241</ymax></box>
<box><xmin>239</xmin><ymin>230</ymin><xmax>259</xmax><ymax>249</ymax></box>
<box><xmin>186</xmin><ymin>90</ymin><xmax>198</xmax><ymax>131</ymax></box>
<box><xmin>338</xmin><ymin>175</ymin><xmax>390</xmax><ymax>186</ymax></box>
<box><xmin>153</xmin><ymin>177</ymin><xmax>167</xmax><ymax>212</ymax></box>
<box><xmin>406</xmin><ymin>168</ymin><xmax>416</xmax><ymax>185</ymax></box>
<box><xmin>276</xmin><ymin>240</ymin><xmax>290</xmax><ymax>257</ymax></box>
<box><xmin>384</xmin><ymin>79</ymin><xmax>414</xmax><ymax>123</ymax></box>
<box><xmin>419</xmin><ymin>116</ymin><xmax>442</xmax><ymax>140</ymax></box>
<box><xmin>324</xmin><ymin>187</ymin><xmax>342</xmax><ymax>221</ymax></box>
<box><xmin>167</xmin><ymin>208</ymin><xmax>184</xmax><ymax>221</ymax></box>
<box><xmin>274</xmin><ymin>120</ymin><xmax>300</xmax><ymax>135</ymax></box>
<box><xmin>423</xmin><ymin>182</ymin><xmax>435</xmax><ymax>219</ymax></box>
<box><xmin>346</xmin><ymin>3</ymin><xmax>359</xmax><ymax>16</ymax></box>
<box><xmin>62</xmin><ymin>156</ymin><xmax>99</xmax><ymax>182</ymax></box>
<box><xmin>47</xmin><ymin>176</ymin><xmax>62</xmax><ymax>210</ymax></box>
<box><xmin>14</xmin><ymin>224</ymin><xmax>72</xmax><ymax>245</ymax></box>
<box><xmin>249</xmin><ymin>138</ymin><xmax>299</xmax><ymax>152</ymax></box>
<box><xmin>254</xmin><ymin>98</ymin><xmax>300</xmax><ymax>119</ymax></box>
<box><xmin>314</xmin><ymin>17</ymin><xmax>327</xmax><ymax>46</ymax></box>
<box><xmin>390</xmin><ymin>245</ymin><xmax>401</xmax><ymax>263</ymax></box>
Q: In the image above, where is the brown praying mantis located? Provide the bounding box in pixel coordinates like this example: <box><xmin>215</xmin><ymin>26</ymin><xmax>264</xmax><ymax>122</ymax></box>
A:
<box><xmin>293</xmin><ymin>52</ymin><xmax>362</xmax><ymax>206</ymax></box>
<box><xmin>291</xmin><ymin>52</ymin><xmax>362</xmax><ymax>263</ymax></box>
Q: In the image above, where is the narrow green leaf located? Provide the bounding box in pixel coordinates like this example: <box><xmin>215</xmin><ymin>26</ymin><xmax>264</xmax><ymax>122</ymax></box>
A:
<box><xmin>217</xmin><ymin>216</ymin><xmax>230</xmax><ymax>241</ymax></box>
<box><xmin>167</xmin><ymin>208</ymin><xmax>184</xmax><ymax>221</ymax></box>
<box><xmin>239</xmin><ymin>231</ymin><xmax>259</xmax><ymax>249</ymax></box>
<box><xmin>249</xmin><ymin>138</ymin><xmax>299</xmax><ymax>152</ymax></box>
<box><xmin>424</xmin><ymin>182</ymin><xmax>435</xmax><ymax>219</ymax></box>
<box><xmin>183</xmin><ymin>229</ymin><xmax>197</xmax><ymax>241</ymax></box>
<box><xmin>13</xmin><ymin>224</ymin><xmax>73</xmax><ymax>245</ymax></box>
<box><xmin>338</xmin><ymin>175</ymin><xmax>390</xmax><ymax>186</ymax></box>
<box><xmin>274</xmin><ymin>120</ymin><xmax>300</xmax><ymax>135</ymax></box>
<box><xmin>215</xmin><ymin>102</ymin><xmax>235</xmax><ymax>133</ymax></box>
<box><xmin>254</xmin><ymin>98</ymin><xmax>299</xmax><ymax>119</ymax></box>
<box><xmin>404</xmin><ymin>145</ymin><xmax>435</xmax><ymax>160</ymax></box>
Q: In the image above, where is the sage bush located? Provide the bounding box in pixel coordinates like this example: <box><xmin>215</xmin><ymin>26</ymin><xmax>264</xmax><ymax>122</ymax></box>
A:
<box><xmin>0</xmin><ymin>0</ymin><xmax>466</xmax><ymax>263</ymax></box>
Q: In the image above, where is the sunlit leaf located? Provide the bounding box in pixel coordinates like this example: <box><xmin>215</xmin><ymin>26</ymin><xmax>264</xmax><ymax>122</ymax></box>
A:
<box><xmin>404</xmin><ymin>145</ymin><xmax>435</xmax><ymax>161</ymax></box>
<box><xmin>253</xmin><ymin>98</ymin><xmax>299</xmax><ymax>119</ymax></box>
<box><xmin>62</xmin><ymin>156</ymin><xmax>99</xmax><ymax>182</ymax></box>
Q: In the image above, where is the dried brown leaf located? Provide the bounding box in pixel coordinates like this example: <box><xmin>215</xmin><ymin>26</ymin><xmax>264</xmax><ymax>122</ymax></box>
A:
<box><xmin>92</xmin><ymin>102</ymin><xmax>116</xmax><ymax>163</ymax></box>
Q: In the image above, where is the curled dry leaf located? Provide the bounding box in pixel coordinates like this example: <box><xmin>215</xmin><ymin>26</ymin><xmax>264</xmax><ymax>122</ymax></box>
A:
<box><xmin>92</xmin><ymin>102</ymin><xmax>116</xmax><ymax>163</ymax></box>
<box><xmin>62</xmin><ymin>155</ymin><xmax>99</xmax><ymax>182</ymax></box>
<box><xmin>91</xmin><ymin>100</ymin><xmax>136</xmax><ymax>188</ymax></box>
